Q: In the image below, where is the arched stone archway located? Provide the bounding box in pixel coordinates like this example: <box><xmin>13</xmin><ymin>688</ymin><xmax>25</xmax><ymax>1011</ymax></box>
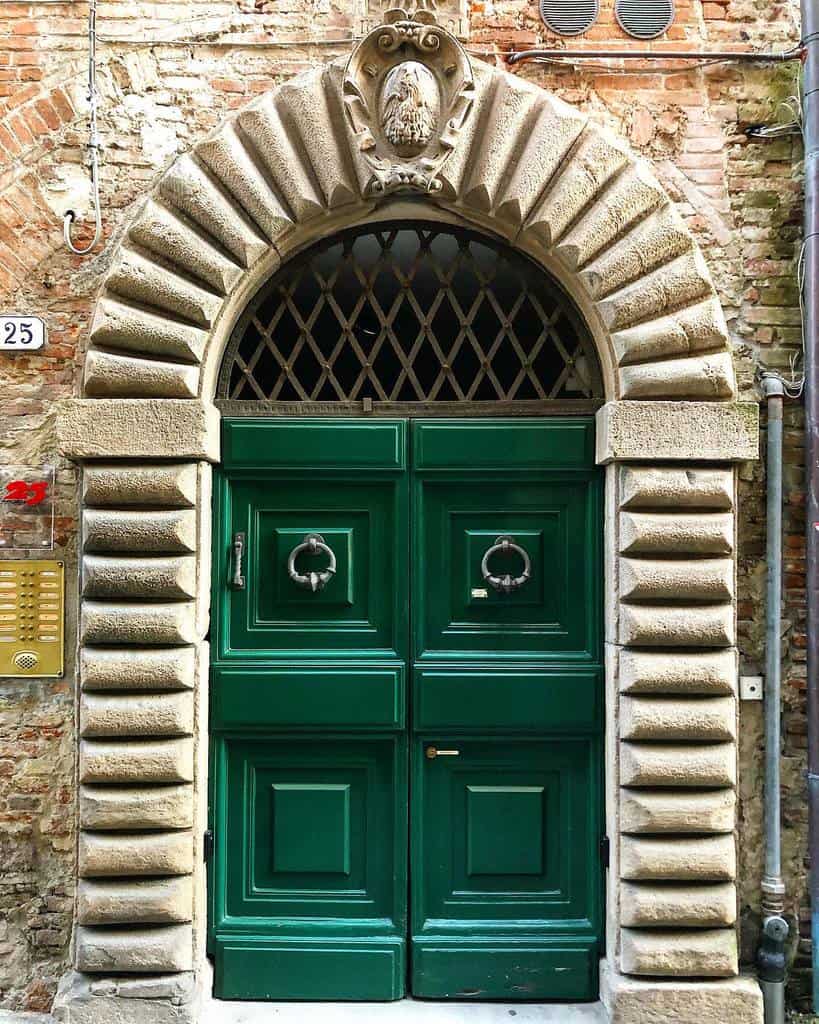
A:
<box><xmin>56</xmin><ymin>9</ymin><xmax>761</xmax><ymax>1022</ymax></box>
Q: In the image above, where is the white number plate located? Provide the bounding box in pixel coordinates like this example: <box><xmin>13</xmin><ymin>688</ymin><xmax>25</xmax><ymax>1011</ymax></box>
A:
<box><xmin>1</xmin><ymin>315</ymin><xmax>46</xmax><ymax>350</ymax></box>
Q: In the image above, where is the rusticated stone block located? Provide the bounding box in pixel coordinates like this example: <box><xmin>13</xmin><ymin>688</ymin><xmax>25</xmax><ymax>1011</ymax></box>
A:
<box><xmin>610</xmin><ymin>297</ymin><xmax>730</xmax><ymax>369</ymax></box>
<box><xmin>80</xmin><ymin>738</ymin><xmax>194</xmax><ymax>784</ymax></box>
<box><xmin>620</xmin><ymin>696</ymin><xmax>736</xmax><ymax>742</ymax></box>
<box><xmin>80</xmin><ymin>692</ymin><xmax>195</xmax><ymax>738</ymax></box>
<box><xmin>620</xmin><ymin>512</ymin><xmax>733</xmax><ymax>556</ymax></box>
<box><xmin>82</xmin><ymin>555</ymin><xmax>198</xmax><ymax>600</ymax></box>
<box><xmin>80</xmin><ymin>784</ymin><xmax>194</xmax><ymax>830</ymax></box>
<box><xmin>77</xmin><ymin>877</ymin><xmax>193</xmax><ymax>925</ymax></box>
<box><xmin>79</xmin><ymin>831</ymin><xmax>194</xmax><ymax>877</ymax></box>
<box><xmin>620</xmin><ymin>881</ymin><xmax>736</xmax><ymax>927</ymax></box>
<box><xmin>620</xmin><ymin>352</ymin><xmax>735</xmax><ymax>401</ymax></box>
<box><xmin>620</xmin><ymin>788</ymin><xmax>735</xmax><ymax>835</ymax></box>
<box><xmin>621</xmin><ymin>927</ymin><xmax>738</xmax><ymax>978</ymax></box>
<box><xmin>619</xmin><ymin>465</ymin><xmax>733</xmax><ymax>510</ymax></box>
<box><xmin>83</xmin><ymin>509</ymin><xmax>196</xmax><ymax>554</ymax></box>
<box><xmin>80</xmin><ymin>601</ymin><xmax>197</xmax><ymax>646</ymax></box>
<box><xmin>619</xmin><ymin>649</ymin><xmax>736</xmax><ymax>695</ymax></box>
<box><xmin>80</xmin><ymin>646</ymin><xmax>197</xmax><ymax>691</ymax></box>
<box><xmin>619</xmin><ymin>605</ymin><xmax>734</xmax><ymax>648</ymax></box>
<box><xmin>601</xmin><ymin>967</ymin><xmax>763</xmax><ymax>1024</ymax></box>
<box><xmin>619</xmin><ymin>557</ymin><xmax>733</xmax><ymax>602</ymax></box>
<box><xmin>74</xmin><ymin>924</ymin><xmax>193</xmax><ymax>973</ymax></box>
<box><xmin>83</xmin><ymin>463</ymin><xmax>198</xmax><ymax>509</ymax></box>
<box><xmin>53</xmin><ymin>969</ymin><xmax>198</xmax><ymax>1024</ymax></box>
<box><xmin>621</xmin><ymin>835</ymin><xmax>736</xmax><ymax>881</ymax></box>
<box><xmin>621</xmin><ymin>742</ymin><xmax>736</xmax><ymax>788</ymax></box>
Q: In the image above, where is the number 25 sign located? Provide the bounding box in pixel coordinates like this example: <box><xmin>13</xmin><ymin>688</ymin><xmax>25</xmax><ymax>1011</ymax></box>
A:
<box><xmin>1</xmin><ymin>315</ymin><xmax>46</xmax><ymax>350</ymax></box>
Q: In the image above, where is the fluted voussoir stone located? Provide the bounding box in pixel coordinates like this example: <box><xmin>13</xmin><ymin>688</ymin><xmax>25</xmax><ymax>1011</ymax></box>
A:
<box><xmin>75</xmin><ymin>924</ymin><xmax>193</xmax><ymax>973</ymax></box>
<box><xmin>90</xmin><ymin>298</ymin><xmax>207</xmax><ymax>364</ymax></box>
<box><xmin>80</xmin><ymin>738</ymin><xmax>194</xmax><ymax>784</ymax></box>
<box><xmin>160</xmin><ymin>154</ymin><xmax>269</xmax><ymax>268</ymax></box>
<box><xmin>80</xmin><ymin>600</ymin><xmax>197</xmax><ymax>646</ymax></box>
<box><xmin>556</xmin><ymin>162</ymin><xmax>667</xmax><ymax>271</ymax></box>
<box><xmin>83</xmin><ymin>350</ymin><xmax>199</xmax><ymax>399</ymax></box>
<box><xmin>79</xmin><ymin>831</ymin><xmax>194</xmax><ymax>878</ymax></box>
<box><xmin>129</xmin><ymin>198</ymin><xmax>244</xmax><ymax>294</ymax></box>
<box><xmin>597</xmin><ymin>250</ymin><xmax>716</xmax><ymax>335</ymax></box>
<box><xmin>620</xmin><ymin>352</ymin><xmax>736</xmax><ymax>401</ymax></box>
<box><xmin>80</xmin><ymin>783</ymin><xmax>194</xmax><ymax>830</ymax></box>
<box><xmin>83</xmin><ymin>464</ymin><xmax>198</xmax><ymax>510</ymax></box>
<box><xmin>621</xmin><ymin>696</ymin><xmax>736</xmax><ymax>742</ymax></box>
<box><xmin>611</xmin><ymin>295</ymin><xmax>730</xmax><ymax>367</ymax></box>
<box><xmin>621</xmin><ymin>927</ymin><xmax>738</xmax><ymax>978</ymax></box>
<box><xmin>82</xmin><ymin>555</ymin><xmax>197</xmax><ymax>601</ymax></box>
<box><xmin>619</xmin><ymin>604</ymin><xmax>734</xmax><ymax>648</ymax></box>
<box><xmin>81</xmin><ymin>645</ymin><xmax>197</xmax><ymax>691</ymax></box>
<box><xmin>107</xmin><ymin>249</ymin><xmax>221</xmax><ymax>328</ymax></box>
<box><xmin>619</xmin><ymin>649</ymin><xmax>737</xmax><ymax>695</ymax></box>
<box><xmin>619</xmin><ymin>558</ymin><xmax>733</xmax><ymax>603</ymax></box>
<box><xmin>621</xmin><ymin>835</ymin><xmax>736</xmax><ymax>881</ymax></box>
<box><xmin>621</xmin><ymin>742</ymin><xmax>736</xmax><ymax>789</ymax></box>
<box><xmin>578</xmin><ymin>204</ymin><xmax>693</xmax><ymax>300</ymax></box>
<box><xmin>78</xmin><ymin>876</ymin><xmax>194</xmax><ymax>925</ymax></box>
<box><xmin>83</xmin><ymin>509</ymin><xmax>196</xmax><ymax>555</ymax></box>
<box><xmin>620</xmin><ymin>512</ymin><xmax>733</xmax><ymax>556</ymax></box>
<box><xmin>620</xmin><ymin>788</ymin><xmax>736</xmax><ymax>834</ymax></box>
<box><xmin>80</xmin><ymin>691</ymin><xmax>194</xmax><ymax>738</ymax></box>
<box><xmin>620</xmin><ymin>466</ymin><xmax>733</xmax><ymax>510</ymax></box>
<box><xmin>620</xmin><ymin>881</ymin><xmax>736</xmax><ymax>928</ymax></box>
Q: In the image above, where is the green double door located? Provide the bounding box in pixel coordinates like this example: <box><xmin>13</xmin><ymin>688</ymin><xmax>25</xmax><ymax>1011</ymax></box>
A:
<box><xmin>209</xmin><ymin>418</ymin><xmax>603</xmax><ymax>1002</ymax></box>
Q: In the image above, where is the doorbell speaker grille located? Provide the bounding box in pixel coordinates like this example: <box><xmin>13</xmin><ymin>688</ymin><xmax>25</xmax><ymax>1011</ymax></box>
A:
<box><xmin>540</xmin><ymin>0</ymin><xmax>599</xmax><ymax>36</ymax></box>
<box><xmin>615</xmin><ymin>0</ymin><xmax>675</xmax><ymax>39</ymax></box>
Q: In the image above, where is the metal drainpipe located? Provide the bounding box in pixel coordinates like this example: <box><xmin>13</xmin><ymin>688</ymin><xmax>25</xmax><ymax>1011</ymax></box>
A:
<box><xmin>758</xmin><ymin>374</ymin><xmax>789</xmax><ymax>1024</ymax></box>
<box><xmin>803</xmin><ymin>0</ymin><xmax>819</xmax><ymax>1013</ymax></box>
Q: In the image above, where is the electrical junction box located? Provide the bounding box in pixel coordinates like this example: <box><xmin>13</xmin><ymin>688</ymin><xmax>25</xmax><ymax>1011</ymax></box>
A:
<box><xmin>740</xmin><ymin>675</ymin><xmax>764</xmax><ymax>701</ymax></box>
<box><xmin>0</xmin><ymin>560</ymin><xmax>64</xmax><ymax>677</ymax></box>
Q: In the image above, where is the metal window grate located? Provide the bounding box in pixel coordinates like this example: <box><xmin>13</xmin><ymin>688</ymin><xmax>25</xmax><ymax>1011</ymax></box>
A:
<box><xmin>540</xmin><ymin>0</ymin><xmax>599</xmax><ymax>37</ymax></box>
<box><xmin>615</xmin><ymin>0</ymin><xmax>675</xmax><ymax>40</ymax></box>
<box><xmin>217</xmin><ymin>222</ymin><xmax>603</xmax><ymax>415</ymax></box>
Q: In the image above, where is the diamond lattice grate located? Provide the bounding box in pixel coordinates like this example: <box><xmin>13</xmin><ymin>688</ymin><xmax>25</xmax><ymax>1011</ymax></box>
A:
<box><xmin>218</xmin><ymin>223</ymin><xmax>602</xmax><ymax>408</ymax></box>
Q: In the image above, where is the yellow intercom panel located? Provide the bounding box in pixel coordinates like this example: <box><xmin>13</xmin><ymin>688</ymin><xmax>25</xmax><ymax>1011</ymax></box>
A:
<box><xmin>0</xmin><ymin>561</ymin><xmax>64</xmax><ymax>677</ymax></box>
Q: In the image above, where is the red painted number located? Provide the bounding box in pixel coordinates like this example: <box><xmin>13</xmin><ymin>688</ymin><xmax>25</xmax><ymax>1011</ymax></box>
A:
<box><xmin>2</xmin><ymin>480</ymin><xmax>48</xmax><ymax>506</ymax></box>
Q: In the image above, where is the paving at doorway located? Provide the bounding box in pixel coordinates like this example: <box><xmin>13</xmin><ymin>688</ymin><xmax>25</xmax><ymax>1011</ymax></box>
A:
<box><xmin>201</xmin><ymin>999</ymin><xmax>608</xmax><ymax>1023</ymax></box>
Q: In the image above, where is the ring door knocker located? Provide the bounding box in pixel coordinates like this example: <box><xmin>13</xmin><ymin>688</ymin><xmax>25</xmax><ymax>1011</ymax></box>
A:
<box><xmin>287</xmin><ymin>533</ymin><xmax>337</xmax><ymax>593</ymax></box>
<box><xmin>480</xmin><ymin>535</ymin><xmax>532</xmax><ymax>595</ymax></box>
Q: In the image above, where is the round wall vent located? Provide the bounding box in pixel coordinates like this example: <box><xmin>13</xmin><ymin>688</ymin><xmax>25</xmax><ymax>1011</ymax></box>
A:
<box><xmin>540</xmin><ymin>0</ymin><xmax>599</xmax><ymax>36</ymax></box>
<box><xmin>615</xmin><ymin>0</ymin><xmax>675</xmax><ymax>39</ymax></box>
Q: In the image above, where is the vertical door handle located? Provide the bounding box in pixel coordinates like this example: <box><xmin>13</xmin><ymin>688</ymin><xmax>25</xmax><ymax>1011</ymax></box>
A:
<box><xmin>231</xmin><ymin>532</ymin><xmax>246</xmax><ymax>590</ymax></box>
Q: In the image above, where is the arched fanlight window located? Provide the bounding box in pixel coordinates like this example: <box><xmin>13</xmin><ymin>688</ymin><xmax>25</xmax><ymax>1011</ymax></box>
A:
<box><xmin>217</xmin><ymin>221</ymin><xmax>603</xmax><ymax>415</ymax></box>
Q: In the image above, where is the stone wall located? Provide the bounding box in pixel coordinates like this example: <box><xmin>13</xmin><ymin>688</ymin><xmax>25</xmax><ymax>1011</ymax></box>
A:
<box><xmin>0</xmin><ymin>0</ymin><xmax>807</xmax><ymax>1012</ymax></box>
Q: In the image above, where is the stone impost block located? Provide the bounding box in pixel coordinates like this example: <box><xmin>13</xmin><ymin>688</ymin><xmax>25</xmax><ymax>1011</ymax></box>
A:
<box><xmin>619</xmin><ymin>466</ymin><xmax>733</xmax><ymax>510</ymax></box>
<box><xmin>80</xmin><ymin>601</ymin><xmax>197</xmax><ymax>646</ymax></box>
<box><xmin>79</xmin><ymin>831</ymin><xmax>194</xmax><ymax>878</ymax></box>
<box><xmin>83</xmin><ymin>463</ymin><xmax>198</xmax><ymax>510</ymax></box>
<box><xmin>80</xmin><ymin>784</ymin><xmax>194</xmax><ymax>830</ymax></box>
<box><xmin>620</xmin><ymin>788</ymin><xmax>736</xmax><ymax>835</ymax></box>
<box><xmin>75</xmin><ymin>924</ymin><xmax>194</xmax><ymax>973</ymax></box>
<box><xmin>620</xmin><ymin>881</ymin><xmax>736</xmax><ymax>927</ymax></box>
<box><xmin>621</xmin><ymin>835</ymin><xmax>736</xmax><ymax>881</ymax></box>
<box><xmin>619</xmin><ymin>605</ymin><xmax>735</xmax><ymax>648</ymax></box>
<box><xmin>80</xmin><ymin>738</ymin><xmax>194</xmax><ymax>784</ymax></box>
<box><xmin>77</xmin><ymin>877</ymin><xmax>194</xmax><ymax>925</ymax></box>
<box><xmin>80</xmin><ymin>692</ymin><xmax>195</xmax><ymax>739</ymax></box>
<box><xmin>57</xmin><ymin>399</ymin><xmax>220</xmax><ymax>462</ymax></box>
<box><xmin>620</xmin><ymin>927</ymin><xmax>739</xmax><ymax>978</ymax></box>
<box><xmin>619</xmin><ymin>558</ymin><xmax>733</xmax><ymax>602</ymax></box>
<box><xmin>82</xmin><ymin>555</ymin><xmax>198</xmax><ymax>601</ymax></box>
<box><xmin>619</xmin><ymin>649</ymin><xmax>737</xmax><ymax>695</ymax></box>
<box><xmin>600</xmin><ymin>966</ymin><xmax>763</xmax><ymax>1024</ymax></box>
<box><xmin>83</xmin><ymin>509</ymin><xmax>197</xmax><ymax>554</ymax></box>
<box><xmin>80</xmin><ymin>646</ymin><xmax>197</xmax><ymax>691</ymax></box>
<box><xmin>619</xmin><ymin>512</ymin><xmax>734</xmax><ymax>556</ymax></box>
<box><xmin>620</xmin><ymin>696</ymin><xmax>736</xmax><ymax>742</ymax></box>
<box><xmin>596</xmin><ymin>401</ymin><xmax>759</xmax><ymax>464</ymax></box>
<box><xmin>621</xmin><ymin>742</ymin><xmax>736</xmax><ymax>788</ymax></box>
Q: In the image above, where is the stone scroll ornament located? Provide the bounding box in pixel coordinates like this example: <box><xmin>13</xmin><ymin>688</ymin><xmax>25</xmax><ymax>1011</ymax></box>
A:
<box><xmin>343</xmin><ymin>4</ymin><xmax>475</xmax><ymax>195</ymax></box>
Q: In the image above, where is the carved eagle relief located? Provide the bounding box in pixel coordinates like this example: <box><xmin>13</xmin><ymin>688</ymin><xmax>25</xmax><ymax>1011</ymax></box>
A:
<box><xmin>380</xmin><ymin>62</ymin><xmax>438</xmax><ymax>156</ymax></box>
